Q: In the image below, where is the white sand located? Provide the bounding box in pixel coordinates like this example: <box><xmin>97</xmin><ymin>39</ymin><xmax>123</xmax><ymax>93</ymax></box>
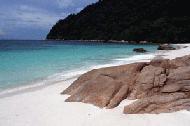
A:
<box><xmin>0</xmin><ymin>44</ymin><xmax>190</xmax><ymax>126</ymax></box>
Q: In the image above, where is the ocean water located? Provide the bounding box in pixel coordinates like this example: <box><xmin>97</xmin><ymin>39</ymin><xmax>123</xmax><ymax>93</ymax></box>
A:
<box><xmin>0</xmin><ymin>40</ymin><xmax>157</xmax><ymax>91</ymax></box>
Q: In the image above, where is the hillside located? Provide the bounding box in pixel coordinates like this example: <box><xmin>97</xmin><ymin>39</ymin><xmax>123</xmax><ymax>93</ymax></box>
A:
<box><xmin>47</xmin><ymin>0</ymin><xmax>190</xmax><ymax>43</ymax></box>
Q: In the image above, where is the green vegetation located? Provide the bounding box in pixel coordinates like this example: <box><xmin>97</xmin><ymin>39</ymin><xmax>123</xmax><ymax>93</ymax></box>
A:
<box><xmin>47</xmin><ymin>0</ymin><xmax>190</xmax><ymax>43</ymax></box>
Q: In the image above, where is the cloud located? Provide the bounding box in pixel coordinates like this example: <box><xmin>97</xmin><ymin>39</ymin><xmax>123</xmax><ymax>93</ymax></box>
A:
<box><xmin>56</xmin><ymin>0</ymin><xmax>74</xmax><ymax>8</ymax></box>
<box><xmin>0</xmin><ymin>0</ymin><xmax>98</xmax><ymax>39</ymax></box>
<box><xmin>0</xmin><ymin>4</ymin><xmax>68</xmax><ymax>39</ymax></box>
<box><xmin>0</xmin><ymin>5</ymin><xmax>68</xmax><ymax>30</ymax></box>
<box><xmin>75</xmin><ymin>7</ymin><xmax>83</xmax><ymax>13</ymax></box>
<box><xmin>56</xmin><ymin>0</ymin><xmax>97</xmax><ymax>9</ymax></box>
<box><xmin>0</xmin><ymin>29</ymin><xmax>5</xmax><ymax>36</ymax></box>
<box><xmin>12</xmin><ymin>5</ymin><xmax>67</xmax><ymax>28</ymax></box>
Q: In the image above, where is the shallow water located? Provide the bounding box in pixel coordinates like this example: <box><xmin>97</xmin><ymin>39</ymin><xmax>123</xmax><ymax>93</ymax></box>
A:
<box><xmin>0</xmin><ymin>40</ymin><xmax>157</xmax><ymax>90</ymax></box>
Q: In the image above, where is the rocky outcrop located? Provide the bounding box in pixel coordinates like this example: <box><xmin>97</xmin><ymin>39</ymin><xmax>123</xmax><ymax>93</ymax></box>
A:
<box><xmin>62</xmin><ymin>55</ymin><xmax>190</xmax><ymax>114</ymax></box>
<box><xmin>133</xmin><ymin>48</ymin><xmax>147</xmax><ymax>53</ymax></box>
<box><xmin>62</xmin><ymin>63</ymin><xmax>148</xmax><ymax>108</ymax></box>
<box><xmin>157</xmin><ymin>44</ymin><xmax>176</xmax><ymax>50</ymax></box>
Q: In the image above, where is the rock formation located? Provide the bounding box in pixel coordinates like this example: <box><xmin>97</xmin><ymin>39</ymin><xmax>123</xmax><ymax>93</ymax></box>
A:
<box><xmin>62</xmin><ymin>55</ymin><xmax>190</xmax><ymax>114</ymax></box>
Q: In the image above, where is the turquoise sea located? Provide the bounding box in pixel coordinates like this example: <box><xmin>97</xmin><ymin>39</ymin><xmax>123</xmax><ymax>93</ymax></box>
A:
<box><xmin>0</xmin><ymin>40</ymin><xmax>157</xmax><ymax>91</ymax></box>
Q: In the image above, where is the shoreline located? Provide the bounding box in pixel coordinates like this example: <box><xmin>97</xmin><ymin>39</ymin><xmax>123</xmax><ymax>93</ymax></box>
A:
<box><xmin>0</xmin><ymin>44</ymin><xmax>188</xmax><ymax>98</ymax></box>
<box><xmin>0</xmin><ymin>43</ymin><xmax>186</xmax><ymax>98</ymax></box>
<box><xmin>0</xmin><ymin>47</ymin><xmax>156</xmax><ymax>98</ymax></box>
<box><xmin>0</xmin><ymin>53</ymin><xmax>154</xmax><ymax>98</ymax></box>
<box><xmin>0</xmin><ymin>44</ymin><xmax>190</xmax><ymax>126</ymax></box>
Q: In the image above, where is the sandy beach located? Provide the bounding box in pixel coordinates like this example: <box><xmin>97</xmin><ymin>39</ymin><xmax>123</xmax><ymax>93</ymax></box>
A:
<box><xmin>0</xmin><ymin>44</ymin><xmax>190</xmax><ymax>126</ymax></box>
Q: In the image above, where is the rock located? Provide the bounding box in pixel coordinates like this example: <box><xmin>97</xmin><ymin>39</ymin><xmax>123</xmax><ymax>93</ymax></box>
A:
<box><xmin>184</xmin><ymin>46</ymin><xmax>188</xmax><ymax>48</ymax></box>
<box><xmin>170</xmin><ymin>55</ymin><xmax>190</xmax><ymax>67</ymax></box>
<box><xmin>161</xmin><ymin>84</ymin><xmax>182</xmax><ymax>93</ymax></box>
<box><xmin>133</xmin><ymin>48</ymin><xmax>147</xmax><ymax>53</ymax></box>
<box><xmin>128</xmin><ymin>65</ymin><xmax>166</xmax><ymax>99</ymax></box>
<box><xmin>62</xmin><ymin>55</ymin><xmax>190</xmax><ymax>114</ymax></box>
<box><xmin>157</xmin><ymin>44</ymin><xmax>176</xmax><ymax>50</ymax></box>
<box><xmin>123</xmin><ymin>93</ymin><xmax>190</xmax><ymax>114</ymax></box>
<box><xmin>62</xmin><ymin>63</ymin><xmax>148</xmax><ymax>108</ymax></box>
<box><xmin>107</xmin><ymin>85</ymin><xmax>129</xmax><ymax>109</ymax></box>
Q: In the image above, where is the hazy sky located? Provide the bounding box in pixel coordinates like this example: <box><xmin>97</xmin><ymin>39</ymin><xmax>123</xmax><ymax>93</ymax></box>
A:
<box><xmin>0</xmin><ymin>0</ymin><xmax>97</xmax><ymax>40</ymax></box>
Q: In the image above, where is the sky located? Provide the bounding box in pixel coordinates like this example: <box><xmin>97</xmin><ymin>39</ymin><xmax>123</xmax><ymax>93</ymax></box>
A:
<box><xmin>0</xmin><ymin>0</ymin><xmax>97</xmax><ymax>40</ymax></box>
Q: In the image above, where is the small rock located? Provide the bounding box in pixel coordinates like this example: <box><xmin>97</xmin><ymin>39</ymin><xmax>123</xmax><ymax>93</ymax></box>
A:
<box><xmin>157</xmin><ymin>44</ymin><xmax>176</xmax><ymax>50</ymax></box>
<box><xmin>133</xmin><ymin>48</ymin><xmax>147</xmax><ymax>53</ymax></box>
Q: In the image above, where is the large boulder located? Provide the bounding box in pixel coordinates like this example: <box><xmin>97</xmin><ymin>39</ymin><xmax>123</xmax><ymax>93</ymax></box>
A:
<box><xmin>62</xmin><ymin>55</ymin><xmax>190</xmax><ymax>114</ymax></box>
<box><xmin>62</xmin><ymin>63</ymin><xmax>148</xmax><ymax>108</ymax></box>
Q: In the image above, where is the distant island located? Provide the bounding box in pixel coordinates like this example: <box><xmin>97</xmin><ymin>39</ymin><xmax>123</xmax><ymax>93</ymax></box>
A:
<box><xmin>47</xmin><ymin>0</ymin><xmax>190</xmax><ymax>43</ymax></box>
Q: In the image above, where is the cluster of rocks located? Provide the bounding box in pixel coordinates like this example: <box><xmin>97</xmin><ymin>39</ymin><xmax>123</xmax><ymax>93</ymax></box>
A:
<box><xmin>62</xmin><ymin>55</ymin><xmax>190</xmax><ymax>114</ymax></box>
<box><xmin>133</xmin><ymin>44</ymin><xmax>176</xmax><ymax>53</ymax></box>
